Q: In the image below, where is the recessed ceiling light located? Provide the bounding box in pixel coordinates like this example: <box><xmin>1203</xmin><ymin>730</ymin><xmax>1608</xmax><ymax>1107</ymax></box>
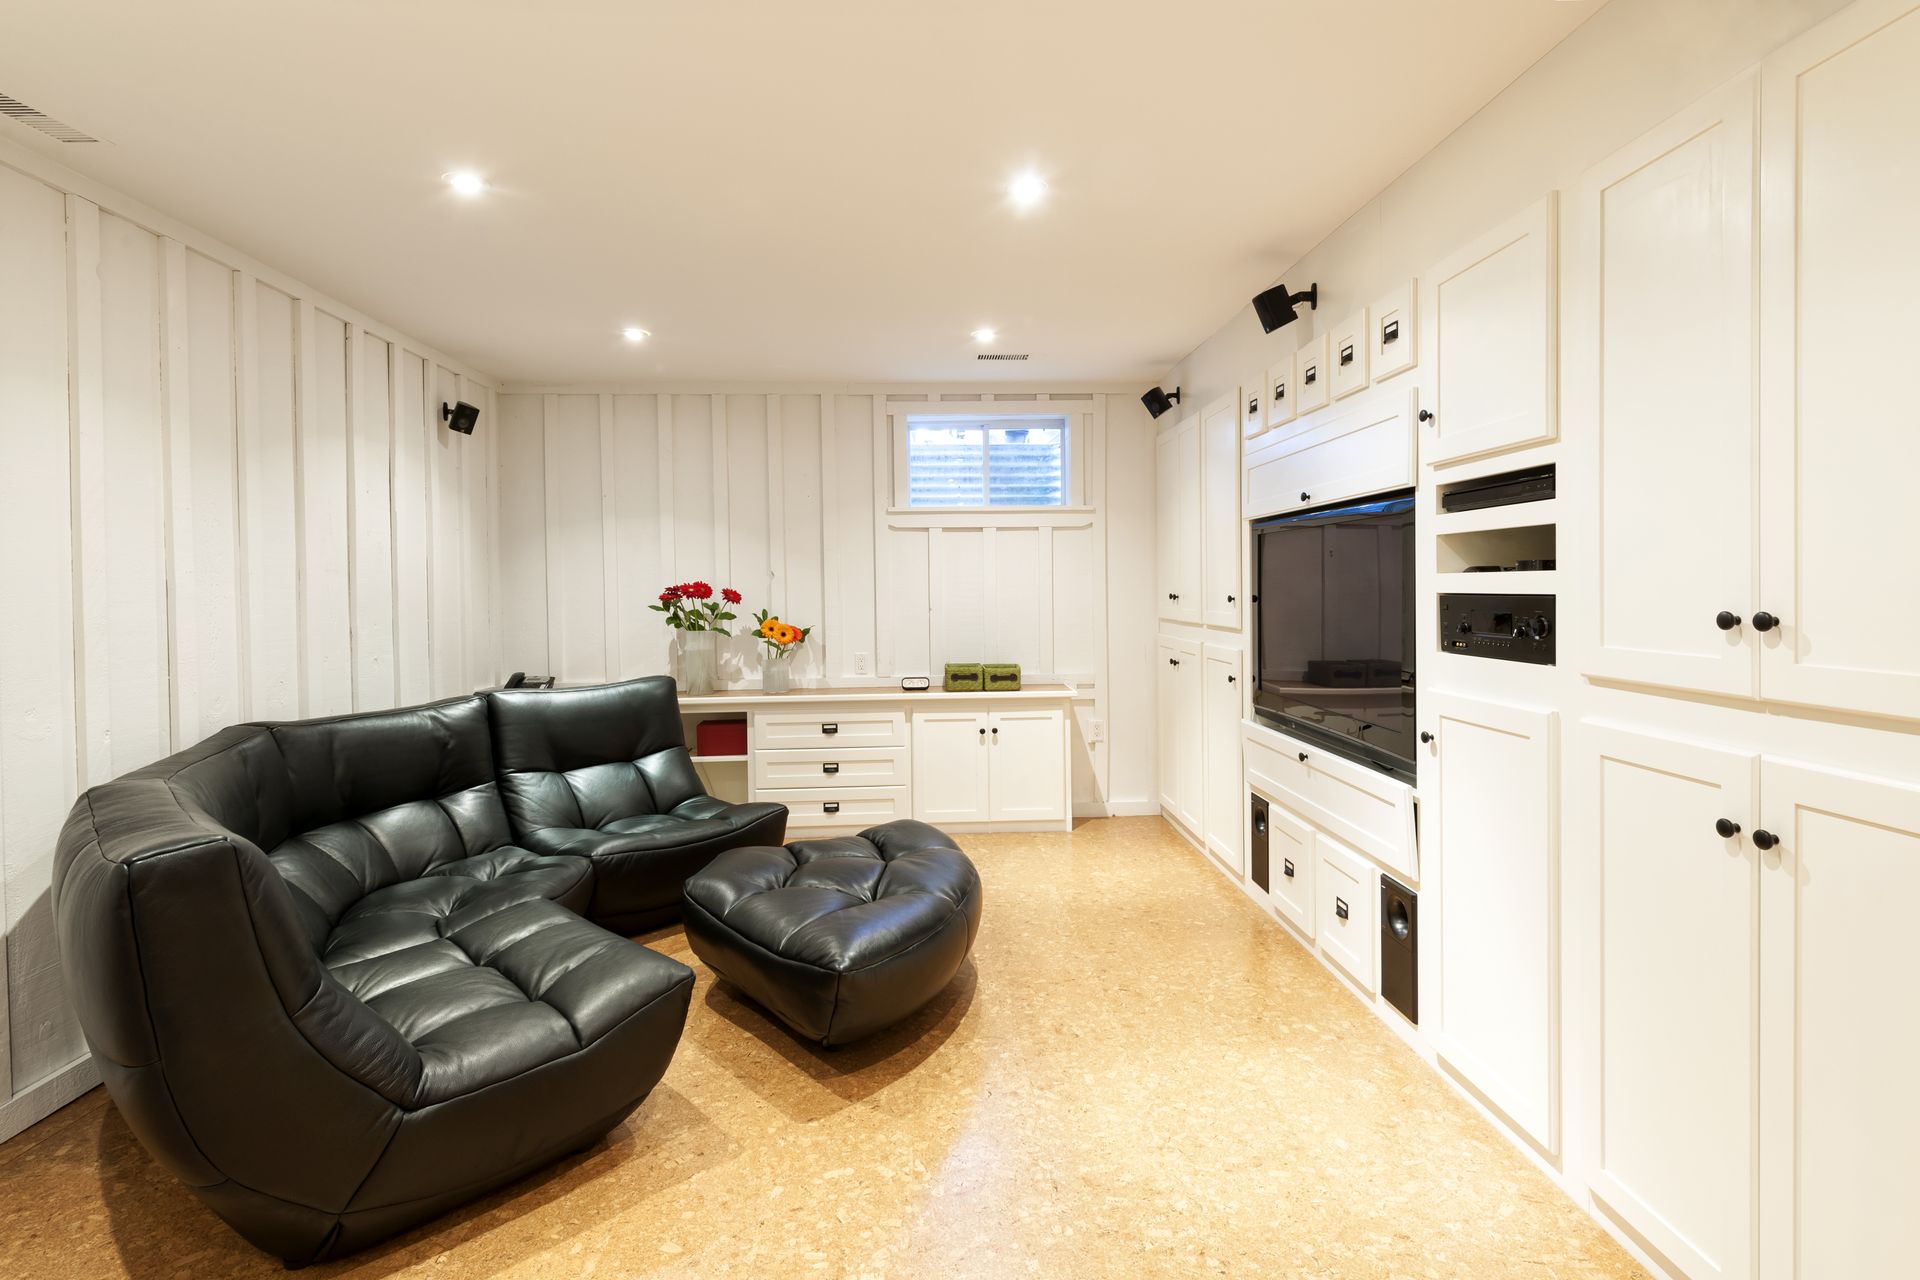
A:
<box><xmin>1008</xmin><ymin>170</ymin><xmax>1048</xmax><ymax>212</ymax></box>
<box><xmin>971</xmin><ymin>326</ymin><xmax>998</xmax><ymax>344</ymax></box>
<box><xmin>621</xmin><ymin>326</ymin><xmax>650</xmax><ymax>344</ymax></box>
<box><xmin>444</xmin><ymin>169</ymin><xmax>487</xmax><ymax>197</ymax></box>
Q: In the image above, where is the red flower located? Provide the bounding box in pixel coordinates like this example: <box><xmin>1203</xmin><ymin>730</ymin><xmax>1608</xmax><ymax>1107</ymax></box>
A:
<box><xmin>687</xmin><ymin>581</ymin><xmax>713</xmax><ymax>600</ymax></box>
<box><xmin>721</xmin><ymin>587</ymin><xmax>741</xmax><ymax>604</ymax></box>
<box><xmin>659</xmin><ymin>588</ymin><xmax>680</xmax><ymax>602</ymax></box>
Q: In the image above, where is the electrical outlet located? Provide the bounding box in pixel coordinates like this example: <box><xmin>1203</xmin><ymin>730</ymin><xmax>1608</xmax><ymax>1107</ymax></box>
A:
<box><xmin>1088</xmin><ymin>717</ymin><xmax>1105</xmax><ymax>744</ymax></box>
<box><xmin>854</xmin><ymin>652</ymin><xmax>870</xmax><ymax>675</ymax></box>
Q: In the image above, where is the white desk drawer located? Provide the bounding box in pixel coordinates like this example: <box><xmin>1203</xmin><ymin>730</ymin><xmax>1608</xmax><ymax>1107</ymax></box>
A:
<box><xmin>778</xmin><ymin>787</ymin><xmax>908</xmax><ymax>831</ymax></box>
<box><xmin>753</xmin><ymin>746</ymin><xmax>908</xmax><ymax>791</ymax></box>
<box><xmin>1317</xmin><ymin>833</ymin><xmax>1378</xmax><ymax>994</ymax></box>
<box><xmin>754</xmin><ymin>709</ymin><xmax>907</xmax><ymax>751</ymax></box>
<box><xmin>1245</xmin><ymin>726</ymin><xmax>1418</xmax><ymax>883</ymax></box>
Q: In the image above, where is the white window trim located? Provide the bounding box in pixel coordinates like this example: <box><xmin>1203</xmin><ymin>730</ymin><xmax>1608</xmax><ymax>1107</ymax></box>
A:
<box><xmin>889</xmin><ymin>402</ymin><xmax>1091</xmax><ymax>512</ymax></box>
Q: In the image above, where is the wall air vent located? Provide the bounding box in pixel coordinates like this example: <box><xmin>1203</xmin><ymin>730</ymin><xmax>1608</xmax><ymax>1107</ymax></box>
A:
<box><xmin>976</xmin><ymin>353</ymin><xmax>1030</xmax><ymax>361</ymax></box>
<box><xmin>0</xmin><ymin>94</ymin><xmax>98</xmax><ymax>143</ymax></box>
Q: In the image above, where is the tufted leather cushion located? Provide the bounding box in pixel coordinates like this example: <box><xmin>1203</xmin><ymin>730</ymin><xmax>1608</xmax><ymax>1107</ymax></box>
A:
<box><xmin>682</xmin><ymin>820</ymin><xmax>982</xmax><ymax>1046</ymax></box>
<box><xmin>490</xmin><ymin>677</ymin><xmax>788</xmax><ymax>931</ymax></box>
<box><xmin>52</xmin><ymin>696</ymin><xmax>697</xmax><ymax>1267</ymax></box>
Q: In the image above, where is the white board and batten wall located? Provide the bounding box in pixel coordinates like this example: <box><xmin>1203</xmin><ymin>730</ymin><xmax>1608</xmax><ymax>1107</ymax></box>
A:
<box><xmin>0</xmin><ymin>136</ymin><xmax>502</xmax><ymax>1142</ymax></box>
<box><xmin>1159</xmin><ymin>2</ymin><xmax>1920</xmax><ymax>1279</ymax></box>
<box><xmin>491</xmin><ymin>388</ymin><xmax>1160</xmax><ymax>820</ymax></box>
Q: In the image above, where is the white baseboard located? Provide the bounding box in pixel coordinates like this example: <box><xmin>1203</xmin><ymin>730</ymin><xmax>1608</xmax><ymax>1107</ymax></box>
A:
<box><xmin>1101</xmin><ymin>799</ymin><xmax>1161</xmax><ymax>818</ymax></box>
<box><xmin>0</xmin><ymin>1055</ymin><xmax>99</xmax><ymax>1143</ymax></box>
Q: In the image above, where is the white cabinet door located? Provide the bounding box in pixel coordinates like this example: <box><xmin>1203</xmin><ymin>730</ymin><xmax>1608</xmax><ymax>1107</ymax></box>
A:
<box><xmin>1200</xmin><ymin>392</ymin><xmax>1242</xmax><ymax>630</ymax></box>
<box><xmin>1201</xmin><ymin>645</ymin><xmax>1244</xmax><ymax>872</ymax></box>
<box><xmin>1586</xmin><ymin>724</ymin><xmax>1758</xmax><ymax>1280</ymax></box>
<box><xmin>1421</xmin><ymin>193</ymin><xmax>1557</xmax><ymax>466</ymax></box>
<box><xmin>1155</xmin><ymin>415</ymin><xmax>1200</xmax><ymax>624</ymax></box>
<box><xmin>1573</xmin><ymin>76</ymin><xmax>1759</xmax><ymax>698</ymax></box>
<box><xmin>1265</xmin><ymin>799</ymin><xmax>1315</xmax><ymax>938</ymax></box>
<box><xmin>1757</xmin><ymin>2</ymin><xmax>1920</xmax><ymax>722</ymax></box>
<box><xmin>1427</xmin><ymin>693</ymin><xmax>1558</xmax><ymax>1151</ymax></box>
<box><xmin>987</xmin><ymin>709</ymin><xmax>1066</xmax><ymax>823</ymax></box>
<box><xmin>911</xmin><ymin>711</ymin><xmax>990</xmax><ymax>824</ymax></box>
<box><xmin>1757</xmin><ymin>756</ymin><xmax>1920</xmax><ymax>1280</ymax></box>
<box><xmin>1316</xmin><ymin>832</ymin><xmax>1377</xmax><ymax>994</ymax></box>
<box><xmin>1156</xmin><ymin>636</ymin><xmax>1203</xmax><ymax>834</ymax></box>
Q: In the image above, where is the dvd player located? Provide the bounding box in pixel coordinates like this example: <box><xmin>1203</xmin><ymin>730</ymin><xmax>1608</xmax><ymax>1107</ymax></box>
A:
<box><xmin>1439</xmin><ymin>464</ymin><xmax>1555</xmax><ymax>514</ymax></box>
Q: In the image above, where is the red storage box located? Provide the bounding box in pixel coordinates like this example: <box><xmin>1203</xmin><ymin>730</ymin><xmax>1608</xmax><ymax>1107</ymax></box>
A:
<box><xmin>695</xmin><ymin>718</ymin><xmax>747</xmax><ymax>757</ymax></box>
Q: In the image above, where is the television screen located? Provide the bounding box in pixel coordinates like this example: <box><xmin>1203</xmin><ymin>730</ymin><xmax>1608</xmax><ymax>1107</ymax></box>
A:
<box><xmin>1252</xmin><ymin>491</ymin><xmax>1416</xmax><ymax>782</ymax></box>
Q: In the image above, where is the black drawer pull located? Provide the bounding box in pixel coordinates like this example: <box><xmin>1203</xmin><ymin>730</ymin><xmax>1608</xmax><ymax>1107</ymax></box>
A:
<box><xmin>1283</xmin><ymin>858</ymin><xmax>1295</xmax><ymax>878</ymax></box>
<box><xmin>1273</xmin><ymin>382</ymin><xmax>1286</xmax><ymax>401</ymax></box>
<box><xmin>1382</xmin><ymin>319</ymin><xmax>1399</xmax><ymax>344</ymax></box>
<box><xmin>823</xmin><ymin>801</ymin><xmax>840</xmax><ymax>814</ymax></box>
<box><xmin>1303</xmin><ymin>365</ymin><xmax>1318</xmax><ymax>385</ymax></box>
<box><xmin>1297</xmin><ymin>751</ymin><xmax>1308</xmax><ymax>763</ymax></box>
<box><xmin>822</xmin><ymin>762</ymin><xmax>839</xmax><ymax>774</ymax></box>
<box><xmin>821</xmin><ymin>723</ymin><xmax>838</xmax><ymax>735</ymax></box>
<box><xmin>1247</xmin><ymin>396</ymin><xmax>1259</xmax><ymax>417</ymax></box>
<box><xmin>1339</xmin><ymin>343</ymin><xmax>1355</xmax><ymax>366</ymax></box>
<box><xmin>1335</xmin><ymin>897</ymin><xmax>1350</xmax><ymax>921</ymax></box>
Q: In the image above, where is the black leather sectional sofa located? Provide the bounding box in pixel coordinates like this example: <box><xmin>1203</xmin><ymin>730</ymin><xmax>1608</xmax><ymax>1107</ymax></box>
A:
<box><xmin>52</xmin><ymin>677</ymin><xmax>784</xmax><ymax>1266</ymax></box>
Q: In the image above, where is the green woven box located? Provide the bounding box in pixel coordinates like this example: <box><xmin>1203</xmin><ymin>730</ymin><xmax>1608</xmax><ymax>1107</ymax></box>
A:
<box><xmin>943</xmin><ymin>663</ymin><xmax>984</xmax><ymax>692</ymax></box>
<box><xmin>983</xmin><ymin>663</ymin><xmax>1022</xmax><ymax>692</ymax></box>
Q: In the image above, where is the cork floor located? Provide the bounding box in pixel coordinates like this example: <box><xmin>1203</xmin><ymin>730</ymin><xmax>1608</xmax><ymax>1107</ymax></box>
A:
<box><xmin>0</xmin><ymin>817</ymin><xmax>1645</xmax><ymax>1279</ymax></box>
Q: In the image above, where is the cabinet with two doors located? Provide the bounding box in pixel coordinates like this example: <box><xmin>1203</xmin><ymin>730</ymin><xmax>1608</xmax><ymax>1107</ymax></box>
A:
<box><xmin>911</xmin><ymin>708</ymin><xmax>1068</xmax><ymax>828</ymax></box>
<box><xmin>1154</xmin><ymin>391</ymin><xmax>1241</xmax><ymax>631</ymax></box>
<box><xmin>1155</xmin><ymin>638</ymin><xmax>1243</xmax><ymax>875</ymax></box>
<box><xmin>1569</xmin><ymin>18</ymin><xmax>1920</xmax><ymax>723</ymax></box>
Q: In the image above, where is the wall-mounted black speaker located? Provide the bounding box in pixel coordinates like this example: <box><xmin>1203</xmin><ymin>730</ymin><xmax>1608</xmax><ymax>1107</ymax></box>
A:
<box><xmin>1252</xmin><ymin>282</ymin><xmax>1319</xmax><ymax>334</ymax></box>
<box><xmin>1141</xmin><ymin>385</ymin><xmax>1182</xmax><ymax>419</ymax></box>
<box><xmin>442</xmin><ymin>400</ymin><xmax>480</xmax><ymax>435</ymax></box>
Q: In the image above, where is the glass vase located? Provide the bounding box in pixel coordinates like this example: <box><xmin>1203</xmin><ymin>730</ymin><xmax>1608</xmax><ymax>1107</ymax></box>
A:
<box><xmin>675</xmin><ymin>630</ymin><xmax>716</xmax><ymax>695</ymax></box>
<box><xmin>761</xmin><ymin>647</ymin><xmax>795</xmax><ymax>693</ymax></box>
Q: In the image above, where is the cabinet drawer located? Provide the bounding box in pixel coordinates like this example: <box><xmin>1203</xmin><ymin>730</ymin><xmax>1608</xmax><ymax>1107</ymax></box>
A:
<box><xmin>777</xmin><ymin>787</ymin><xmax>908</xmax><ymax>831</ymax></box>
<box><xmin>1317</xmin><ymin>835</ymin><xmax>1378</xmax><ymax>994</ymax></box>
<box><xmin>1294</xmin><ymin>332</ymin><xmax>1330</xmax><ymax>416</ymax></box>
<box><xmin>1244</xmin><ymin>386</ymin><xmax>1416</xmax><ymax>519</ymax></box>
<box><xmin>753</xmin><ymin>746</ymin><xmax>908</xmax><ymax>791</ymax></box>
<box><xmin>1262</xmin><ymin>352</ymin><xmax>1296</xmax><ymax>433</ymax></box>
<box><xmin>1245</xmin><ymin>724</ymin><xmax>1418</xmax><ymax>882</ymax></box>
<box><xmin>1264</xmin><ymin>799</ymin><xmax>1316</xmax><ymax>939</ymax></box>
<box><xmin>1330</xmin><ymin>308</ymin><xmax>1370</xmax><ymax>401</ymax></box>
<box><xmin>754</xmin><ymin>709</ymin><xmax>906</xmax><ymax>751</ymax></box>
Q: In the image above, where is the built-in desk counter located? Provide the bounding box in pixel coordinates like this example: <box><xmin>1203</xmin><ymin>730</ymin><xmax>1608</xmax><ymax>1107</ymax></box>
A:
<box><xmin>680</xmin><ymin>685</ymin><xmax>1075</xmax><ymax>834</ymax></box>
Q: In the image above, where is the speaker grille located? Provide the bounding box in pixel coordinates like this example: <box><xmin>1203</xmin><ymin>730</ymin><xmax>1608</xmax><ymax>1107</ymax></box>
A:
<box><xmin>0</xmin><ymin>93</ymin><xmax>98</xmax><ymax>142</ymax></box>
<box><xmin>975</xmin><ymin>353</ymin><xmax>1029</xmax><ymax>361</ymax></box>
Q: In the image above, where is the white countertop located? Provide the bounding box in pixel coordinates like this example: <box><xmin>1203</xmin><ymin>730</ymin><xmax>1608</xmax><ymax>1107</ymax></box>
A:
<box><xmin>678</xmin><ymin>682</ymin><xmax>1079</xmax><ymax>711</ymax></box>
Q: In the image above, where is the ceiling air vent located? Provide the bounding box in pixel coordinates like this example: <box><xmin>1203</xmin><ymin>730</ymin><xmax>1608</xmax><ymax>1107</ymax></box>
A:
<box><xmin>976</xmin><ymin>353</ymin><xmax>1030</xmax><ymax>361</ymax></box>
<box><xmin>0</xmin><ymin>94</ymin><xmax>98</xmax><ymax>143</ymax></box>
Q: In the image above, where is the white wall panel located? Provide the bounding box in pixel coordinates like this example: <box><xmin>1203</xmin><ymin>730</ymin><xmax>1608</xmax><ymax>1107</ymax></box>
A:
<box><xmin>300</xmin><ymin>309</ymin><xmax>352</xmax><ymax>717</ymax></box>
<box><xmin>244</xmin><ymin>281</ymin><xmax>301</xmax><ymax>721</ymax></box>
<box><xmin>610</xmin><ymin>394</ymin><xmax>664</xmax><ymax>678</ymax></box>
<box><xmin>429</xmin><ymin>364</ymin><xmax>466</xmax><ymax>696</ymax></box>
<box><xmin>0</xmin><ymin>168</ymin><xmax>79</xmax><ymax>1103</ymax></box>
<box><xmin>94</xmin><ymin>211</ymin><xmax>171</xmax><ymax>778</ymax></box>
<box><xmin>0</xmin><ymin>147</ymin><xmax>498</xmax><ymax>1141</ymax></box>
<box><xmin>495</xmin><ymin>390</ymin><xmax>548</xmax><ymax>676</ymax></box>
<box><xmin>391</xmin><ymin>351</ymin><xmax>433</xmax><ymax>703</ymax></box>
<box><xmin>669</xmin><ymin>393</ymin><xmax>714</xmax><ymax>578</ymax></box>
<box><xmin>351</xmin><ymin>331</ymin><xmax>395</xmax><ymax>709</ymax></box>
<box><xmin>182</xmin><ymin>250</ymin><xmax>242</xmax><ymax>741</ymax></box>
<box><xmin>544</xmin><ymin>393</ymin><xmax>607</xmax><ymax>682</ymax></box>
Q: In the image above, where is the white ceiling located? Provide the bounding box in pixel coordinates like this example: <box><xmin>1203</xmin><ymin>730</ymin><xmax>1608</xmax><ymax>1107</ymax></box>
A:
<box><xmin>1</xmin><ymin>1</ymin><xmax>1597</xmax><ymax>386</ymax></box>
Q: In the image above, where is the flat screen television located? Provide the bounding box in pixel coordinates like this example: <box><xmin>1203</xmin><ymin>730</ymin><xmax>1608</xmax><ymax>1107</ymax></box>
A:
<box><xmin>1252</xmin><ymin>491</ymin><xmax>1416</xmax><ymax>783</ymax></box>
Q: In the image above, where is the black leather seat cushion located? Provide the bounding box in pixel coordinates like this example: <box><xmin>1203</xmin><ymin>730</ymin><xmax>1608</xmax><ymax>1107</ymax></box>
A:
<box><xmin>491</xmin><ymin>677</ymin><xmax>788</xmax><ymax>931</ymax></box>
<box><xmin>681</xmin><ymin>820</ymin><xmax>981</xmax><ymax>1046</ymax></box>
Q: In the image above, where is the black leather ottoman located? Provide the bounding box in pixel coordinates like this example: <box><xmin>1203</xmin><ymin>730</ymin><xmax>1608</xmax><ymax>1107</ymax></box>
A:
<box><xmin>681</xmin><ymin>821</ymin><xmax>981</xmax><ymax>1046</ymax></box>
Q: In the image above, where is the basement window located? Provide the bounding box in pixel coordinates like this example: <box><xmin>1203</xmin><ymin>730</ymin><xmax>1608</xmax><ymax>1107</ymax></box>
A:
<box><xmin>905</xmin><ymin>415</ymin><xmax>1069</xmax><ymax>509</ymax></box>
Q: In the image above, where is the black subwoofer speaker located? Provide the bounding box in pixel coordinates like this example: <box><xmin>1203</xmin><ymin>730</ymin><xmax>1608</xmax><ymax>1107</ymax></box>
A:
<box><xmin>1249</xmin><ymin>794</ymin><xmax>1270</xmax><ymax>893</ymax></box>
<box><xmin>1380</xmin><ymin>875</ymin><xmax>1418</xmax><ymax>1025</ymax></box>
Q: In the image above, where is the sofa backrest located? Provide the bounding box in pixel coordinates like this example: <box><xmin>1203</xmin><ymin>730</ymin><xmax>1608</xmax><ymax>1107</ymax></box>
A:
<box><xmin>261</xmin><ymin>697</ymin><xmax>513</xmax><ymax>946</ymax></box>
<box><xmin>489</xmin><ymin>676</ymin><xmax>706</xmax><ymax>833</ymax></box>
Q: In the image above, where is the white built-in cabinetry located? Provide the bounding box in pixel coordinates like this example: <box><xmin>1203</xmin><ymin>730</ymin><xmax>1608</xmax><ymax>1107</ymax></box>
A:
<box><xmin>911</xmin><ymin>707</ymin><xmax>1069</xmax><ymax>826</ymax></box>
<box><xmin>1155</xmin><ymin>636</ymin><xmax>1203</xmax><ymax>834</ymax></box>
<box><xmin>1154</xmin><ymin>413</ymin><xmax>1200</xmax><ymax>624</ymax></box>
<box><xmin>1420</xmin><ymin>193</ymin><xmax>1557</xmax><ymax>467</ymax></box>
<box><xmin>1199</xmin><ymin>395</ymin><xmax>1242</xmax><ymax>629</ymax></box>
<box><xmin>1201</xmin><ymin>645</ymin><xmax>1244</xmax><ymax>873</ymax></box>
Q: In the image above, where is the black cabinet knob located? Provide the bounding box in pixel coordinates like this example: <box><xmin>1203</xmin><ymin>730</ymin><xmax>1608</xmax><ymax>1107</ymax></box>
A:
<box><xmin>1297</xmin><ymin>752</ymin><xmax>1308</xmax><ymax>763</ymax></box>
<box><xmin>1168</xmin><ymin>658</ymin><xmax>1180</xmax><ymax>666</ymax></box>
<box><xmin>1299</xmin><ymin>491</ymin><xmax>1311</xmax><ymax>502</ymax></box>
<box><xmin>1418</xmin><ymin>408</ymin><xmax>1435</xmax><ymax>423</ymax></box>
<box><xmin>1227</xmin><ymin>674</ymin><xmax>1237</xmax><ymax>684</ymax></box>
<box><xmin>1227</xmin><ymin>594</ymin><xmax>1236</xmax><ymax>603</ymax></box>
<box><xmin>1419</xmin><ymin>731</ymin><xmax>1434</xmax><ymax>745</ymax></box>
<box><xmin>991</xmin><ymin>726</ymin><xmax>998</xmax><ymax>735</ymax></box>
<box><xmin>1168</xmin><ymin>592</ymin><xmax>1179</xmax><ymax>601</ymax></box>
<box><xmin>1716</xmin><ymin>817</ymin><xmax>1741</xmax><ymax>839</ymax></box>
<box><xmin>978</xmin><ymin>727</ymin><xmax>986</xmax><ymax>736</ymax></box>
<box><xmin>1752</xmin><ymin>828</ymin><xmax>1780</xmax><ymax>851</ymax></box>
<box><xmin>1752</xmin><ymin>611</ymin><xmax>1779</xmax><ymax>632</ymax></box>
<box><xmin>1715</xmin><ymin>610</ymin><xmax>1742</xmax><ymax>631</ymax></box>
